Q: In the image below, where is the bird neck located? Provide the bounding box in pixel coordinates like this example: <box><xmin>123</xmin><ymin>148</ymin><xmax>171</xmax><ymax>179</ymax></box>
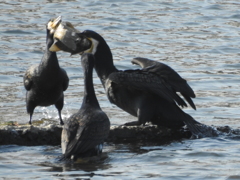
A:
<box><xmin>93</xmin><ymin>41</ymin><xmax>117</xmax><ymax>86</ymax></box>
<box><xmin>40</xmin><ymin>30</ymin><xmax>60</xmax><ymax>69</ymax></box>
<box><xmin>81</xmin><ymin>64</ymin><xmax>100</xmax><ymax>109</ymax></box>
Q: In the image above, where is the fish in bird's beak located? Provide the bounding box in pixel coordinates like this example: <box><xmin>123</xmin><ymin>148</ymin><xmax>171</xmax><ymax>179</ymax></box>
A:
<box><xmin>50</xmin><ymin>32</ymin><xmax>92</xmax><ymax>55</ymax></box>
<box><xmin>47</xmin><ymin>17</ymin><xmax>87</xmax><ymax>53</ymax></box>
<box><xmin>47</xmin><ymin>17</ymin><xmax>92</xmax><ymax>54</ymax></box>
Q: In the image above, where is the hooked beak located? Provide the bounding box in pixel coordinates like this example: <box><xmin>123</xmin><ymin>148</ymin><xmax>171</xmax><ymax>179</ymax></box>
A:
<box><xmin>47</xmin><ymin>16</ymin><xmax>62</xmax><ymax>34</ymax></box>
<box><xmin>52</xmin><ymin>16</ymin><xmax>62</xmax><ymax>28</ymax></box>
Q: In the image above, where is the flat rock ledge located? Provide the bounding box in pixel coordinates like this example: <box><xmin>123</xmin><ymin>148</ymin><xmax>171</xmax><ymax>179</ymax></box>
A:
<box><xmin>1</xmin><ymin>124</ymin><xmax>238</xmax><ymax>146</ymax></box>
<box><xmin>0</xmin><ymin>124</ymin><xmax>192</xmax><ymax>146</ymax></box>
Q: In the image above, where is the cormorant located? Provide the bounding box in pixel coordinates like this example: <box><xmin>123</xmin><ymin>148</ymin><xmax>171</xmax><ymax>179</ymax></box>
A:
<box><xmin>23</xmin><ymin>17</ymin><xmax>69</xmax><ymax>125</ymax></box>
<box><xmin>52</xmin><ymin>29</ymin><xmax>217</xmax><ymax>137</ymax></box>
<box><xmin>61</xmin><ymin>53</ymin><xmax>110</xmax><ymax>160</ymax></box>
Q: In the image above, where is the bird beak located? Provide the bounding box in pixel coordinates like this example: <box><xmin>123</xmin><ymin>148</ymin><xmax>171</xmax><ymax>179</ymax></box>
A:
<box><xmin>47</xmin><ymin>16</ymin><xmax>62</xmax><ymax>34</ymax></box>
<box><xmin>52</xmin><ymin>16</ymin><xmax>62</xmax><ymax>28</ymax></box>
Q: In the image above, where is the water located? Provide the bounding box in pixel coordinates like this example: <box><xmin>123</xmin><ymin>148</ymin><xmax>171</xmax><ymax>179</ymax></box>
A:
<box><xmin>0</xmin><ymin>0</ymin><xmax>240</xmax><ymax>179</ymax></box>
<box><xmin>1</xmin><ymin>137</ymin><xmax>240</xmax><ymax>179</ymax></box>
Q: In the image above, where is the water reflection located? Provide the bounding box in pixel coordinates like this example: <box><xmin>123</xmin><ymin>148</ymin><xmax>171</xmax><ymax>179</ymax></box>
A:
<box><xmin>1</xmin><ymin>134</ymin><xmax>240</xmax><ymax>179</ymax></box>
<box><xmin>41</xmin><ymin>154</ymin><xmax>111</xmax><ymax>174</ymax></box>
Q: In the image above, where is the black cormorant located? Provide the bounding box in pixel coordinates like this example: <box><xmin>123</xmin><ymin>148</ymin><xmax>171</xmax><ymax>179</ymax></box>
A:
<box><xmin>23</xmin><ymin>17</ymin><xmax>69</xmax><ymax>125</ymax></box>
<box><xmin>53</xmin><ymin>30</ymin><xmax>217</xmax><ymax>137</ymax></box>
<box><xmin>61</xmin><ymin>53</ymin><xmax>110</xmax><ymax>160</ymax></box>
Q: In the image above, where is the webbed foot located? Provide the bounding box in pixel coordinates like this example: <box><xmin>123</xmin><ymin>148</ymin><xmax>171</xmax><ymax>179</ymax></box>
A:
<box><xmin>60</xmin><ymin>120</ymin><xmax>64</xmax><ymax>125</ymax></box>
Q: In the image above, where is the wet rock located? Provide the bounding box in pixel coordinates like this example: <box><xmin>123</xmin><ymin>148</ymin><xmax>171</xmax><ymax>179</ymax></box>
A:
<box><xmin>0</xmin><ymin>124</ymin><xmax>62</xmax><ymax>146</ymax></box>
<box><xmin>216</xmin><ymin>125</ymin><xmax>240</xmax><ymax>135</ymax></box>
<box><xmin>3</xmin><ymin>124</ymin><xmax>240</xmax><ymax>146</ymax></box>
<box><xmin>0</xmin><ymin>124</ymin><xmax>192</xmax><ymax>146</ymax></box>
<box><xmin>107</xmin><ymin>125</ymin><xmax>191</xmax><ymax>143</ymax></box>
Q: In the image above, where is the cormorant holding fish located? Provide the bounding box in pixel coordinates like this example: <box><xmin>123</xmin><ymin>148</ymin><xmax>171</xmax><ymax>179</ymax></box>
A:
<box><xmin>23</xmin><ymin>16</ymin><xmax>69</xmax><ymax>125</ymax></box>
<box><xmin>61</xmin><ymin>53</ymin><xmax>110</xmax><ymax>160</ymax></box>
<box><xmin>51</xmin><ymin>28</ymin><xmax>217</xmax><ymax>137</ymax></box>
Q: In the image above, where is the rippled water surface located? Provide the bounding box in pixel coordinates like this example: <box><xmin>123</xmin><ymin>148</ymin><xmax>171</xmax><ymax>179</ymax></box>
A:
<box><xmin>1</xmin><ymin>0</ymin><xmax>240</xmax><ymax>179</ymax></box>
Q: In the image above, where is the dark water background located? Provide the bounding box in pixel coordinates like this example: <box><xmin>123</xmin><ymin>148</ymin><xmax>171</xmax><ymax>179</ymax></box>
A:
<box><xmin>1</xmin><ymin>0</ymin><xmax>240</xmax><ymax>179</ymax></box>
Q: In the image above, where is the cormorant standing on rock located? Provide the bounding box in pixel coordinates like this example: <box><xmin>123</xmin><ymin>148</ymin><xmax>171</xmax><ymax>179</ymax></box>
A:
<box><xmin>61</xmin><ymin>53</ymin><xmax>110</xmax><ymax>160</ymax></box>
<box><xmin>52</xmin><ymin>30</ymin><xmax>218</xmax><ymax>137</ymax></box>
<box><xmin>23</xmin><ymin>17</ymin><xmax>69</xmax><ymax>125</ymax></box>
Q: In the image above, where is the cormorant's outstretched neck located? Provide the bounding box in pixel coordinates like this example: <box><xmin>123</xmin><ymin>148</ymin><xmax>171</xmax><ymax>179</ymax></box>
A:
<box><xmin>81</xmin><ymin>53</ymin><xmax>100</xmax><ymax>109</ymax></box>
<box><xmin>40</xmin><ymin>29</ymin><xmax>59</xmax><ymax>69</ymax></box>
<box><xmin>61</xmin><ymin>53</ymin><xmax>110</xmax><ymax>160</ymax></box>
<box><xmin>23</xmin><ymin>17</ymin><xmax>69</xmax><ymax>125</ymax></box>
<box><xmin>88</xmin><ymin>35</ymin><xmax>117</xmax><ymax>86</ymax></box>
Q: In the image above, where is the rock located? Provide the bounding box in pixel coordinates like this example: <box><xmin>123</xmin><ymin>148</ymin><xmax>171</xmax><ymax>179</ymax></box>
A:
<box><xmin>107</xmin><ymin>125</ymin><xmax>191</xmax><ymax>143</ymax></box>
<box><xmin>0</xmin><ymin>124</ymin><xmax>62</xmax><ymax>146</ymax></box>
<box><xmin>0</xmin><ymin>124</ymin><xmax>192</xmax><ymax>146</ymax></box>
<box><xmin>1</xmin><ymin>123</ymin><xmax>239</xmax><ymax>146</ymax></box>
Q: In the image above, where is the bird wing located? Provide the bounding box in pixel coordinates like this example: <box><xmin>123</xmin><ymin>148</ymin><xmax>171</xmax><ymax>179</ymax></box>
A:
<box><xmin>131</xmin><ymin>57</ymin><xmax>196</xmax><ymax>110</ymax></box>
<box><xmin>61</xmin><ymin>113</ymin><xmax>79</xmax><ymax>155</ymax></box>
<box><xmin>108</xmin><ymin>57</ymin><xmax>196</xmax><ymax>109</ymax></box>
<box><xmin>23</xmin><ymin>64</ymin><xmax>38</xmax><ymax>91</ymax></box>
<box><xmin>60</xmin><ymin>68</ymin><xmax>69</xmax><ymax>91</ymax></box>
<box><xmin>132</xmin><ymin>57</ymin><xmax>159</xmax><ymax>68</ymax></box>
<box><xmin>132</xmin><ymin>57</ymin><xmax>195</xmax><ymax>97</ymax></box>
<box><xmin>109</xmin><ymin>70</ymin><xmax>187</xmax><ymax>107</ymax></box>
<box><xmin>63</xmin><ymin>112</ymin><xmax>110</xmax><ymax>158</ymax></box>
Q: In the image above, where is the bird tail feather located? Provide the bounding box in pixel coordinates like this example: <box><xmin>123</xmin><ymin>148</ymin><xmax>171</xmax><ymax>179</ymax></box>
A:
<box><xmin>183</xmin><ymin>114</ymin><xmax>219</xmax><ymax>138</ymax></box>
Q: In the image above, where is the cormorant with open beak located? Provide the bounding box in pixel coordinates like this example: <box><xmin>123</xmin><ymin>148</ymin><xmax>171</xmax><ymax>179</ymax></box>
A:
<box><xmin>23</xmin><ymin>16</ymin><xmax>69</xmax><ymax>125</ymax></box>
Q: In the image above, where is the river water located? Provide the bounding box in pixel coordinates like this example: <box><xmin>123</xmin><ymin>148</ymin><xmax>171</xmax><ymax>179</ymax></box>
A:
<box><xmin>1</xmin><ymin>0</ymin><xmax>240</xmax><ymax>179</ymax></box>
